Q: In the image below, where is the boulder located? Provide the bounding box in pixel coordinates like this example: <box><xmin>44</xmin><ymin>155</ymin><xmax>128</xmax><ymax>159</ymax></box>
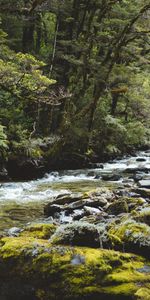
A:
<box><xmin>50</xmin><ymin>222</ymin><xmax>103</xmax><ymax>247</ymax></box>
<box><xmin>108</xmin><ymin>220</ymin><xmax>150</xmax><ymax>258</ymax></box>
<box><xmin>0</xmin><ymin>231</ymin><xmax>149</xmax><ymax>300</ymax></box>
<box><xmin>107</xmin><ymin>200</ymin><xmax>128</xmax><ymax>215</ymax></box>
<box><xmin>138</xmin><ymin>180</ymin><xmax>150</xmax><ymax>188</ymax></box>
<box><xmin>102</xmin><ymin>174</ymin><xmax>122</xmax><ymax>181</ymax></box>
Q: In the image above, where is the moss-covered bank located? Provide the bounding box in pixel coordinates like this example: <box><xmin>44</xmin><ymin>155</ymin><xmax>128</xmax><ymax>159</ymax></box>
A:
<box><xmin>0</xmin><ymin>224</ymin><xmax>150</xmax><ymax>300</ymax></box>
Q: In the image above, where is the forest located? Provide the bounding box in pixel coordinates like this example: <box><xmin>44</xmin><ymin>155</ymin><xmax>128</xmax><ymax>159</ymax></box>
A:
<box><xmin>0</xmin><ymin>0</ymin><xmax>150</xmax><ymax>179</ymax></box>
<box><xmin>0</xmin><ymin>1</ymin><xmax>150</xmax><ymax>300</ymax></box>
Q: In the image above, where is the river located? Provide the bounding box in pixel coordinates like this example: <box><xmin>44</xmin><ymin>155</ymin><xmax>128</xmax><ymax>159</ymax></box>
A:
<box><xmin>0</xmin><ymin>150</ymin><xmax>150</xmax><ymax>234</ymax></box>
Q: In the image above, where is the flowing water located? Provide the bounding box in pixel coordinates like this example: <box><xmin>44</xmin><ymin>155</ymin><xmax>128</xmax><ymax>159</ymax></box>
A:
<box><xmin>0</xmin><ymin>151</ymin><xmax>150</xmax><ymax>234</ymax></box>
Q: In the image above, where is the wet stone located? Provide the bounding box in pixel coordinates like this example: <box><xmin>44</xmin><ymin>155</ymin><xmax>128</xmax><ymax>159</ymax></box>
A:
<box><xmin>72</xmin><ymin>209</ymin><xmax>85</xmax><ymax>221</ymax></box>
<box><xmin>137</xmin><ymin>265</ymin><xmax>150</xmax><ymax>274</ymax></box>
<box><xmin>64</xmin><ymin>199</ymin><xmax>91</xmax><ymax>211</ymax></box>
<box><xmin>7</xmin><ymin>227</ymin><xmax>22</xmax><ymax>237</ymax></box>
<box><xmin>124</xmin><ymin>167</ymin><xmax>150</xmax><ymax>174</ymax></box>
<box><xmin>102</xmin><ymin>174</ymin><xmax>122</xmax><ymax>181</ymax></box>
<box><xmin>136</xmin><ymin>158</ymin><xmax>147</xmax><ymax>162</ymax></box>
<box><xmin>94</xmin><ymin>174</ymin><xmax>101</xmax><ymax>179</ymax></box>
<box><xmin>44</xmin><ymin>204</ymin><xmax>62</xmax><ymax>217</ymax></box>
<box><xmin>54</xmin><ymin>192</ymin><xmax>83</xmax><ymax>205</ymax></box>
<box><xmin>131</xmin><ymin>173</ymin><xmax>145</xmax><ymax>182</ymax></box>
<box><xmin>84</xmin><ymin>206</ymin><xmax>101</xmax><ymax>215</ymax></box>
<box><xmin>71</xmin><ymin>254</ymin><xmax>85</xmax><ymax>265</ymax></box>
<box><xmin>138</xmin><ymin>180</ymin><xmax>150</xmax><ymax>188</ymax></box>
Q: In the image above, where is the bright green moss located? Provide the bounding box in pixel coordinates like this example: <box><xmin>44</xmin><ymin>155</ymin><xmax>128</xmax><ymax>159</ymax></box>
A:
<box><xmin>135</xmin><ymin>288</ymin><xmax>150</xmax><ymax>300</ymax></box>
<box><xmin>0</xmin><ymin>232</ymin><xmax>150</xmax><ymax>299</ymax></box>
<box><xmin>101</xmin><ymin>283</ymin><xmax>138</xmax><ymax>296</ymax></box>
<box><xmin>0</xmin><ymin>236</ymin><xmax>49</xmax><ymax>258</ymax></box>
<box><xmin>108</xmin><ymin>220</ymin><xmax>150</xmax><ymax>246</ymax></box>
<box><xmin>20</xmin><ymin>223</ymin><xmax>57</xmax><ymax>239</ymax></box>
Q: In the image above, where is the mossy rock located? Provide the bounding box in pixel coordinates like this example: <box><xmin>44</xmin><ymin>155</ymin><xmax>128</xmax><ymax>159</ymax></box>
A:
<box><xmin>107</xmin><ymin>199</ymin><xmax>128</xmax><ymax>215</ymax></box>
<box><xmin>124</xmin><ymin>197</ymin><xmax>146</xmax><ymax>212</ymax></box>
<box><xmin>85</xmin><ymin>187</ymin><xmax>114</xmax><ymax>201</ymax></box>
<box><xmin>50</xmin><ymin>222</ymin><xmax>103</xmax><ymax>248</ymax></box>
<box><xmin>108</xmin><ymin>220</ymin><xmax>150</xmax><ymax>257</ymax></box>
<box><xmin>20</xmin><ymin>223</ymin><xmax>57</xmax><ymax>239</ymax></box>
<box><xmin>134</xmin><ymin>207</ymin><xmax>150</xmax><ymax>226</ymax></box>
<box><xmin>0</xmin><ymin>232</ymin><xmax>150</xmax><ymax>300</ymax></box>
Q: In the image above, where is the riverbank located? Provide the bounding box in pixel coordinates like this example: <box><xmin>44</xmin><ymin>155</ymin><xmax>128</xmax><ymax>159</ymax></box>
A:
<box><xmin>0</xmin><ymin>142</ymin><xmax>149</xmax><ymax>181</ymax></box>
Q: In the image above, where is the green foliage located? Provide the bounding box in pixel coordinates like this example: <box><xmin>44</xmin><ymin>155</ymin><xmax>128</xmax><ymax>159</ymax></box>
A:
<box><xmin>124</xmin><ymin>121</ymin><xmax>147</xmax><ymax>147</ymax></box>
<box><xmin>0</xmin><ymin>124</ymin><xmax>8</xmax><ymax>157</ymax></box>
<box><xmin>0</xmin><ymin>26</ymin><xmax>56</xmax><ymax>160</ymax></box>
<box><xmin>0</xmin><ymin>0</ymin><xmax>150</xmax><ymax>165</ymax></box>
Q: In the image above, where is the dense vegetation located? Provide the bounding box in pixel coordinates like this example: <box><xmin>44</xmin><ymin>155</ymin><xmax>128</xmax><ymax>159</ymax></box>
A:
<box><xmin>0</xmin><ymin>0</ymin><xmax>150</xmax><ymax>177</ymax></box>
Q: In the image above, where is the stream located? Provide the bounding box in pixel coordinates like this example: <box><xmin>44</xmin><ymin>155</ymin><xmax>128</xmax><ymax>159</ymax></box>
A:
<box><xmin>0</xmin><ymin>150</ymin><xmax>150</xmax><ymax>234</ymax></box>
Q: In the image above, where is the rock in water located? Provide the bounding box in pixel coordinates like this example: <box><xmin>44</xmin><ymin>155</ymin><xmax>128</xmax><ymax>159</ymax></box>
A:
<box><xmin>136</xmin><ymin>158</ymin><xmax>146</xmax><ymax>162</ymax></box>
<box><xmin>102</xmin><ymin>174</ymin><xmax>122</xmax><ymax>181</ymax></box>
<box><xmin>138</xmin><ymin>180</ymin><xmax>150</xmax><ymax>188</ymax></box>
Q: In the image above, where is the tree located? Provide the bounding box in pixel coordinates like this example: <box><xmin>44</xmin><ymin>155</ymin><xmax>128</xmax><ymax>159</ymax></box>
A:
<box><xmin>0</xmin><ymin>0</ymin><xmax>150</xmax><ymax>163</ymax></box>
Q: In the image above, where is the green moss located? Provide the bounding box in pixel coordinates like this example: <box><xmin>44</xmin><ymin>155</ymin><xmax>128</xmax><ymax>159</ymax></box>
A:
<box><xmin>0</xmin><ymin>233</ymin><xmax>150</xmax><ymax>299</ymax></box>
<box><xmin>134</xmin><ymin>208</ymin><xmax>150</xmax><ymax>226</ymax></box>
<box><xmin>135</xmin><ymin>288</ymin><xmax>150</xmax><ymax>300</ymax></box>
<box><xmin>109</xmin><ymin>221</ymin><xmax>149</xmax><ymax>239</ymax></box>
<box><xmin>0</xmin><ymin>236</ymin><xmax>48</xmax><ymax>258</ymax></box>
<box><xmin>20</xmin><ymin>223</ymin><xmax>57</xmax><ymax>239</ymax></box>
<box><xmin>125</xmin><ymin>197</ymin><xmax>145</xmax><ymax>204</ymax></box>
<box><xmin>107</xmin><ymin>199</ymin><xmax>129</xmax><ymax>215</ymax></box>
<box><xmin>108</xmin><ymin>220</ymin><xmax>150</xmax><ymax>252</ymax></box>
<box><xmin>102</xmin><ymin>283</ymin><xmax>138</xmax><ymax>296</ymax></box>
